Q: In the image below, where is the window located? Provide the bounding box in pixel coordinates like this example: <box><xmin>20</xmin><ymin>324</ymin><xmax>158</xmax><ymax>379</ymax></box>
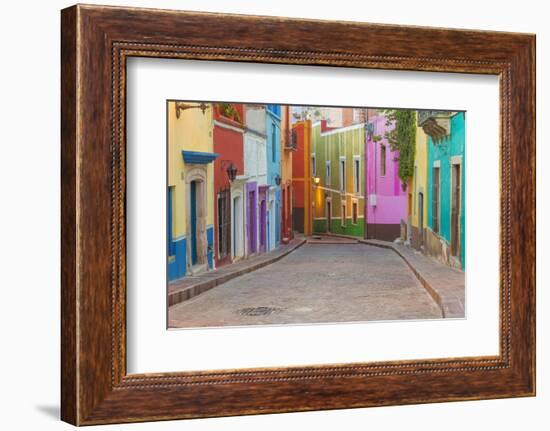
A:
<box><xmin>339</xmin><ymin>157</ymin><xmax>346</xmax><ymax>191</ymax></box>
<box><xmin>432</xmin><ymin>166</ymin><xmax>440</xmax><ymax>233</ymax></box>
<box><xmin>352</xmin><ymin>201</ymin><xmax>358</xmax><ymax>225</ymax></box>
<box><xmin>380</xmin><ymin>145</ymin><xmax>387</xmax><ymax>176</ymax></box>
<box><xmin>271</xmin><ymin>123</ymin><xmax>276</xmax><ymax>162</ymax></box>
<box><xmin>167</xmin><ymin>186</ymin><xmax>175</xmax><ymax>256</ymax></box>
<box><xmin>217</xmin><ymin>189</ymin><xmax>231</xmax><ymax>258</ymax></box>
<box><xmin>353</xmin><ymin>157</ymin><xmax>360</xmax><ymax>194</ymax></box>
<box><xmin>325</xmin><ymin>161</ymin><xmax>331</xmax><ymax>185</ymax></box>
<box><xmin>311</xmin><ymin>154</ymin><xmax>316</xmax><ymax>176</ymax></box>
<box><xmin>341</xmin><ymin>203</ymin><xmax>347</xmax><ymax>227</ymax></box>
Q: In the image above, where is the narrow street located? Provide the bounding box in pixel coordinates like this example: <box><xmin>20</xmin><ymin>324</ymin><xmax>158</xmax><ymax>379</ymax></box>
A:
<box><xmin>169</xmin><ymin>242</ymin><xmax>442</xmax><ymax>328</ymax></box>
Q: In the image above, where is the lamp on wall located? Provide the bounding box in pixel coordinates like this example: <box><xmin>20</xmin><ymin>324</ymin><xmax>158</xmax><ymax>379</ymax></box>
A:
<box><xmin>227</xmin><ymin>163</ymin><xmax>238</xmax><ymax>182</ymax></box>
<box><xmin>175</xmin><ymin>102</ymin><xmax>210</xmax><ymax>119</ymax></box>
<box><xmin>275</xmin><ymin>174</ymin><xmax>282</xmax><ymax>186</ymax></box>
<box><xmin>313</xmin><ymin>176</ymin><xmax>321</xmax><ymax>186</ymax></box>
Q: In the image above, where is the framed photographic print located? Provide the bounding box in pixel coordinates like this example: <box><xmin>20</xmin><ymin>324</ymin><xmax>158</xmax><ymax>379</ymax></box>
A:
<box><xmin>61</xmin><ymin>4</ymin><xmax>535</xmax><ymax>425</ymax></box>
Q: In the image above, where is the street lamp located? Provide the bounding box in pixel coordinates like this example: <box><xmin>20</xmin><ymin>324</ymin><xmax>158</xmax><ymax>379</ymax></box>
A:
<box><xmin>275</xmin><ymin>174</ymin><xmax>282</xmax><ymax>186</ymax></box>
<box><xmin>313</xmin><ymin>176</ymin><xmax>320</xmax><ymax>186</ymax></box>
<box><xmin>226</xmin><ymin>163</ymin><xmax>238</xmax><ymax>182</ymax></box>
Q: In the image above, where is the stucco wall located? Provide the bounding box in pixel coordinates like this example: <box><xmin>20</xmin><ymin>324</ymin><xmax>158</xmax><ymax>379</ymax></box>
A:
<box><xmin>427</xmin><ymin>112</ymin><xmax>466</xmax><ymax>267</ymax></box>
<box><xmin>411</xmin><ymin>123</ymin><xmax>429</xmax><ymax>229</ymax></box>
<box><xmin>365</xmin><ymin>114</ymin><xmax>407</xmax><ymax>227</ymax></box>
<box><xmin>168</xmin><ymin>101</ymin><xmax>215</xmax><ymax>239</ymax></box>
<box><xmin>312</xmin><ymin>122</ymin><xmax>365</xmax><ymax>237</ymax></box>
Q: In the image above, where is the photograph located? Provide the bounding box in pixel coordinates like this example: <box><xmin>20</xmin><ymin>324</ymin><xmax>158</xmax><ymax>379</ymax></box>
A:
<box><xmin>167</xmin><ymin>102</ymin><xmax>466</xmax><ymax>328</ymax></box>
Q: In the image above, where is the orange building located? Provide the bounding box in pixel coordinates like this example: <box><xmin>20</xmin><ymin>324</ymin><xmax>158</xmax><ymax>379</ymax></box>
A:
<box><xmin>291</xmin><ymin>120</ymin><xmax>313</xmax><ymax>235</ymax></box>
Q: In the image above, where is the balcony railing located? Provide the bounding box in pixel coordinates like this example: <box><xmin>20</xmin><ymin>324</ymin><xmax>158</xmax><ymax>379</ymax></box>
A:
<box><xmin>417</xmin><ymin>110</ymin><xmax>452</xmax><ymax>126</ymax></box>
<box><xmin>284</xmin><ymin>130</ymin><xmax>298</xmax><ymax>151</ymax></box>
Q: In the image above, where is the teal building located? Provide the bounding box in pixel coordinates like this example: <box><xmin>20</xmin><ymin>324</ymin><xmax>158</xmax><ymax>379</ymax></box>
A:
<box><xmin>426</xmin><ymin>111</ymin><xmax>466</xmax><ymax>269</ymax></box>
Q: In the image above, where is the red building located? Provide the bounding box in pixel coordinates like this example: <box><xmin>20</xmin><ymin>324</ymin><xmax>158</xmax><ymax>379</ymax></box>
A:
<box><xmin>213</xmin><ymin>103</ymin><xmax>245</xmax><ymax>268</ymax></box>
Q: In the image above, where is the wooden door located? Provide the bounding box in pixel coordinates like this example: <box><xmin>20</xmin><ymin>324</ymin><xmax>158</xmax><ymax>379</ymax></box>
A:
<box><xmin>418</xmin><ymin>192</ymin><xmax>424</xmax><ymax>247</ymax></box>
<box><xmin>190</xmin><ymin>181</ymin><xmax>198</xmax><ymax>265</ymax></box>
<box><xmin>451</xmin><ymin>164</ymin><xmax>461</xmax><ymax>257</ymax></box>
<box><xmin>326</xmin><ymin>201</ymin><xmax>332</xmax><ymax>232</ymax></box>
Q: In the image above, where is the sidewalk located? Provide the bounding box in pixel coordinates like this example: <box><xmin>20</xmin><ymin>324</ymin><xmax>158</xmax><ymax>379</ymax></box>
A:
<box><xmin>168</xmin><ymin>237</ymin><xmax>306</xmax><ymax>307</ymax></box>
<box><xmin>361</xmin><ymin>239</ymin><xmax>465</xmax><ymax>318</ymax></box>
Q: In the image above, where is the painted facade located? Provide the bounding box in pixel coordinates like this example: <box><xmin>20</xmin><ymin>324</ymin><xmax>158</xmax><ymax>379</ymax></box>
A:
<box><xmin>291</xmin><ymin>120</ymin><xmax>313</xmax><ymax>235</ymax></box>
<box><xmin>425</xmin><ymin>112</ymin><xmax>466</xmax><ymax>269</ymax></box>
<box><xmin>312</xmin><ymin>120</ymin><xmax>366</xmax><ymax>237</ymax></box>
<box><xmin>167</xmin><ymin>101</ymin><xmax>216</xmax><ymax>281</ymax></box>
<box><xmin>212</xmin><ymin>103</ymin><xmax>245</xmax><ymax>268</ymax></box>
<box><xmin>365</xmin><ymin>113</ymin><xmax>408</xmax><ymax>241</ymax></box>
<box><xmin>266</xmin><ymin>104</ymin><xmax>282</xmax><ymax>251</ymax></box>
<box><xmin>243</xmin><ymin>105</ymin><xmax>268</xmax><ymax>256</ymax></box>
<box><xmin>406</xmin><ymin>119</ymin><xmax>430</xmax><ymax>250</ymax></box>
<box><xmin>280</xmin><ymin>105</ymin><xmax>294</xmax><ymax>242</ymax></box>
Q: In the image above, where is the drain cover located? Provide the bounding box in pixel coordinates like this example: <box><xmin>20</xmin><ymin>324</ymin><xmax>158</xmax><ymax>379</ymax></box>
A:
<box><xmin>237</xmin><ymin>306</ymin><xmax>283</xmax><ymax>317</ymax></box>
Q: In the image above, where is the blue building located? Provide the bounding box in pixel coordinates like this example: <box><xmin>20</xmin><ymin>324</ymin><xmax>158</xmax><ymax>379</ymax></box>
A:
<box><xmin>425</xmin><ymin>111</ymin><xmax>466</xmax><ymax>269</ymax></box>
<box><xmin>266</xmin><ymin>104</ymin><xmax>282</xmax><ymax>251</ymax></box>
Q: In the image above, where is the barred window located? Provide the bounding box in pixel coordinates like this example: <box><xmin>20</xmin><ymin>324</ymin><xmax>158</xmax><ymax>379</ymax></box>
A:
<box><xmin>217</xmin><ymin>189</ymin><xmax>231</xmax><ymax>258</ymax></box>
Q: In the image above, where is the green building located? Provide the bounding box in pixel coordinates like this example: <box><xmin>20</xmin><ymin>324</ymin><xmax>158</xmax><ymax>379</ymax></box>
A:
<box><xmin>312</xmin><ymin>121</ymin><xmax>365</xmax><ymax>237</ymax></box>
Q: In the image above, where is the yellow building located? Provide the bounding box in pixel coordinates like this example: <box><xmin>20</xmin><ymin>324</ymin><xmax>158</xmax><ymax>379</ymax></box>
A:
<box><xmin>407</xmin><ymin>120</ymin><xmax>429</xmax><ymax>250</ymax></box>
<box><xmin>167</xmin><ymin>101</ymin><xmax>217</xmax><ymax>281</ymax></box>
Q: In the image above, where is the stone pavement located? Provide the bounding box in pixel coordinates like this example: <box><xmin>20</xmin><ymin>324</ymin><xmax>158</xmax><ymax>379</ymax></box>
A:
<box><xmin>361</xmin><ymin>239</ymin><xmax>465</xmax><ymax>318</ymax></box>
<box><xmin>168</xmin><ymin>237</ymin><xmax>306</xmax><ymax>306</ymax></box>
<box><xmin>168</xmin><ymin>242</ymin><xmax>443</xmax><ymax>328</ymax></box>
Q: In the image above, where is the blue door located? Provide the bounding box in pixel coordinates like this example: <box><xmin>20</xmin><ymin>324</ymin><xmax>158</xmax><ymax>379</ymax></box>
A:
<box><xmin>190</xmin><ymin>181</ymin><xmax>198</xmax><ymax>265</ymax></box>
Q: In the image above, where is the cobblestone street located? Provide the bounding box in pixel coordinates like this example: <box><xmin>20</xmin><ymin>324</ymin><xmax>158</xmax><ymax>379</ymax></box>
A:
<box><xmin>169</xmin><ymin>242</ymin><xmax>443</xmax><ymax>328</ymax></box>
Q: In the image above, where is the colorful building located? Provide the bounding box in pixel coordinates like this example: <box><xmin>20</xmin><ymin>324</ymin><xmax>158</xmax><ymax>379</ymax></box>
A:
<box><xmin>167</xmin><ymin>101</ymin><xmax>217</xmax><ymax>281</ymax></box>
<box><xmin>364</xmin><ymin>113</ymin><xmax>408</xmax><ymax>241</ymax></box>
<box><xmin>266</xmin><ymin>104</ymin><xmax>282</xmax><ymax>251</ymax></box>
<box><xmin>291</xmin><ymin>119</ymin><xmax>313</xmax><ymax>235</ymax></box>
<box><xmin>424</xmin><ymin>111</ymin><xmax>466</xmax><ymax>269</ymax></box>
<box><xmin>243</xmin><ymin>105</ymin><xmax>268</xmax><ymax>256</ymax></box>
<box><xmin>212</xmin><ymin>103</ymin><xmax>245</xmax><ymax>268</ymax></box>
<box><xmin>312</xmin><ymin>120</ymin><xmax>366</xmax><ymax>237</ymax></box>
<box><xmin>280</xmin><ymin>105</ymin><xmax>294</xmax><ymax>242</ymax></box>
<box><xmin>406</xmin><ymin>117</ymin><xmax>430</xmax><ymax>250</ymax></box>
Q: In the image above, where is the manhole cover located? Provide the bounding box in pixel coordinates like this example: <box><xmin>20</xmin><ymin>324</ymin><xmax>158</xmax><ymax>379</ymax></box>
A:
<box><xmin>237</xmin><ymin>306</ymin><xmax>283</xmax><ymax>317</ymax></box>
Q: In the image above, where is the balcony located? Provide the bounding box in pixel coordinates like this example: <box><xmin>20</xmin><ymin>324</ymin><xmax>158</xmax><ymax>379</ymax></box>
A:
<box><xmin>417</xmin><ymin>110</ymin><xmax>455</xmax><ymax>142</ymax></box>
<box><xmin>284</xmin><ymin>129</ymin><xmax>298</xmax><ymax>151</ymax></box>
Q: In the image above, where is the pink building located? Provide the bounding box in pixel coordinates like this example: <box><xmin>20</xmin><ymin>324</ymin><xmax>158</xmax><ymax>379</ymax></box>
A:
<box><xmin>365</xmin><ymin>114</ymin><xmax>408</xmax><ymax>241</ymax></box>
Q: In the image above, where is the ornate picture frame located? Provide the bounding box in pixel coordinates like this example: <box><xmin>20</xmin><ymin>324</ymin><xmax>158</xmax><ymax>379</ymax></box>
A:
<box><xmin>61</xmin><ymin>4</ymin><xmax>535</xmax><ymax>425</ymax></box>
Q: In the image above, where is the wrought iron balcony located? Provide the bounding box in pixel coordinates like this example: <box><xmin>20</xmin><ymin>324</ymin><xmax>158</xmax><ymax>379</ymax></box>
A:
<box><xmin>284</xmin><ymin>129</ymin><xmax>298</xmax><ymax>151</ymax></box>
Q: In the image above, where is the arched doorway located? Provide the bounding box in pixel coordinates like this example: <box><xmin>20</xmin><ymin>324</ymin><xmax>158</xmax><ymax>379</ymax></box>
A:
<box><xmin>186</xmin><ymin>169</ymin><xmax>208</xmax><ymax>274</ymax></box>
